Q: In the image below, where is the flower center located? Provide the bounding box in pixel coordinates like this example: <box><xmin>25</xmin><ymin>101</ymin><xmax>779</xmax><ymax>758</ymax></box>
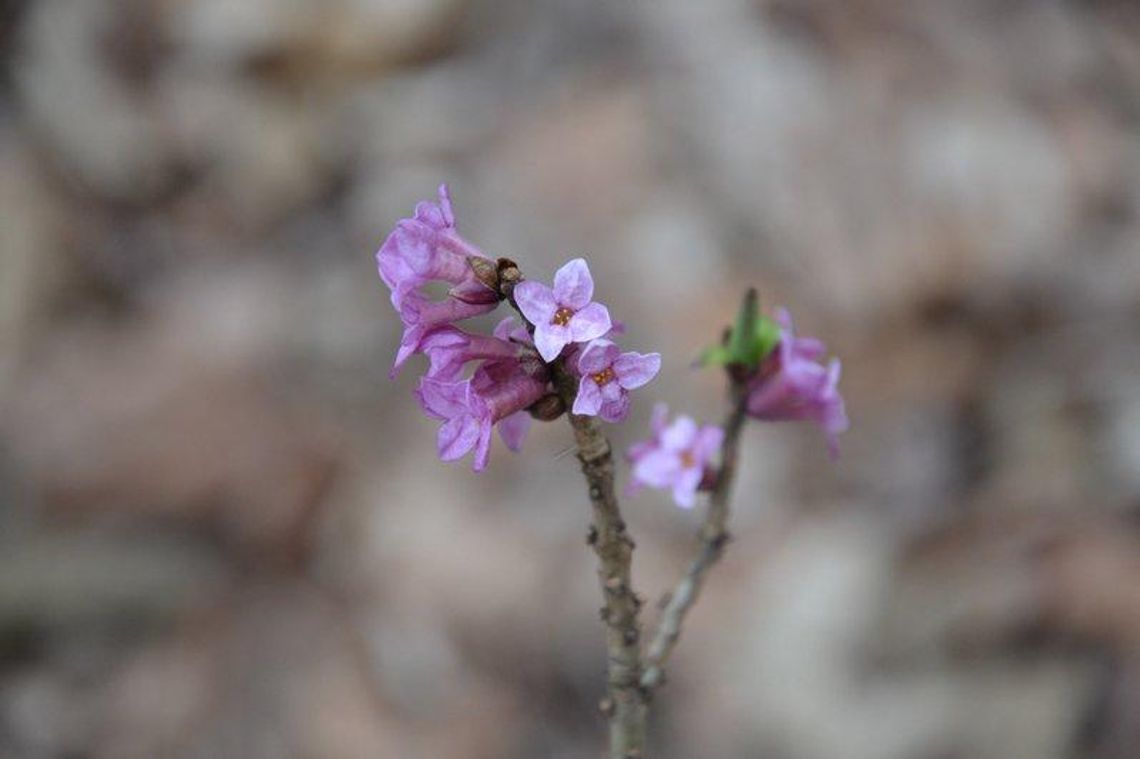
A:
<box><xmin>550</xmin><ymin>307</ymin><xmax>574</xmax><ymax>326</ymax></box>
<box><xmin>591</xmin><ymin>367</ymin><xmax>616</xmax><ymax>386</ymax></box>
<box><xmin>680</xmin><ymin>450</ymin><xmax>696</xmax><ymax>469</ymax></box>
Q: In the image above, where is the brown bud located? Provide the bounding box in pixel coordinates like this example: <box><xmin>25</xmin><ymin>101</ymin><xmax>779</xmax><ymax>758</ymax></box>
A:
<box><xmin>496</xmin><ymin>257</ymin><xmax>522</xmax><ymax>296</ymax></box>
<box><xmin>528</xmin><ymin>393</ymin><xmax>566</xmax><ymax>421</ymax></box>
<box><xmin>468</xmin><ymin>256</ymin><xmax>500</xmax><ymax>291</ymax></box>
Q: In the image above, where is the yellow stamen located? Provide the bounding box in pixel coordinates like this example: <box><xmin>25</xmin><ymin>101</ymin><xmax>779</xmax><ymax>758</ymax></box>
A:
<box><xmin>592</xmin><ymin>367</ymin><xmax>616</xmax><ymax>386</ymax></box>
<box><xmin>550</xmin><ymin>307</ymin><xmax>574</xmax><ymax>326</ymax></box>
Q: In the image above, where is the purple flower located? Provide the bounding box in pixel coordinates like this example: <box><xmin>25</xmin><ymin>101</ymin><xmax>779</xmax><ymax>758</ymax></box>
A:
<box><xmin>745</xmin><ymin>308</ymin><xmax>848</xmax><ymax>458</ymax></box>
<box><xmin>627</xmin><ymin>404</ymin><xmax>724</xmax><ymax>508</ymax></box>
<box><xmin>514</xmin><ymin>258</ymin><xmax>612</xmax><ymax>362</ymax></box>
<box><xmin>418</xmin><ymin>360</ymin><xmax>546</xmax><ymax>471</ymax></box>
<box><xmin>573</xmin><ymin>339</ymin><xmax>661</xmax><ymax>423</ymax></box>
<box><xmin>376</xmin><ymin>184</ymin><xmax>497</xmax><ymax>310</ymax></box>
<box><xmin>392</xmin><ymin>291</ymin><xmax>497</xmax><ymax>377</ymax></box>
<box><xmin>420</xmin><ymin>326</ymin><xmax>521</xmax><ymax>382</ymax></box>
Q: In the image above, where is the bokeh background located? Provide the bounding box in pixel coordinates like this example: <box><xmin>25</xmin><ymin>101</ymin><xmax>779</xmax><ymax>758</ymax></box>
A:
<box><xmin>3</xmin><ymin>0</ymin><xmax>1140</xmax><ymax>757</ymax></box>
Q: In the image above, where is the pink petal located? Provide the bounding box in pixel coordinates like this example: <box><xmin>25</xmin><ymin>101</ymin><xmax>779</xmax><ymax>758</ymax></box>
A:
<box><xmin>438</xmin><ymin>415</ymin><xmax>481</xmax><ymax>461</ymax></box>
<box><xmin>418</xmin><ymin>378</ymin><xmax>472</xmax><ymax>420</ymax></box>
<box><xmin>792</xmin><ymin>337</ymin><xmax>826</xmax><ymax>361</ymax></box>
<box><xmin>391</xmin><ymin>325</ymin><xmax>425</xmax><ymax>378</ymax></box>
<box><xmin>437</xmin><ymin>184</ymin><xmax>455</xmax><ymax>228</ymax></box>
<box><xmin>633</xmin><ymin>449</ymin><xmax>682</xmax><ymax>488</ymax></box>
<box><xmin>671</xmin><ymin>467</ymin><xmax>703</xmax><ymax>509</ymax></box>
<box><xmin>599</xmin><ymin>394</ymin><xmax>631</xmax><ymax>423</ymax></box>
<box><xmin>572</xmin><ymin>377</ymin><xmax>603</xmax><ymax>416</ymax></box>
<box><xmin>626</xmin><ymin>440</ymin><xmax>656</xmax><ymax>463</ymax></box>
<box><xmin>472</xmin><ymin>424</ymin><xmax>493</xmax><ymax>471</ymax></box>
<box><xmin>576</xmin><ymin>339</ymin><xmax>620</xmax><ymax>375</ymax></box>
<box><xmin>553</xmin><ymin>258</ymin><xmax>595</xmax><ymax>310</ymax></box>
<box><xmin>601</xmin><ymin>382</ymin><xmax>624</xmax><ymax>405</ymax></box>
<box><xmin>533</xmin><ymin>323</ymin><xmax>570</xmax><ymax>362</ymax></box>
<box><xmin>614</xmin><ymin>352</ymin><xmax>661</xmax><ymax>390</ymax></box>
<box><xmin>693</xmin><ymin>426</ymin><xmax>725</xmax><ymax>460</ymax></box>
<box><xmin>775</xmin><ymin>306</ymin><xmax>794</xmax><ymax>332</ymax></box>
<box><xmin>498</xmin><ymin>411</ymin><xmax>531</xmax><ymax>452</ymax></box>
<box><xmin>419</xmin><ymin>327</ymin><xmax>468</xmax><ymax>351</ymax></box>
<box><xmin>568</xmin><ymin>302</ymin><xmax>612</xmax><ymax>343</ymax></box>
<box><xmin>826</xmin><ymin>358</ymin><xmax>843</xmax><ymax>390</ymax></box>
<box><xmin>661</xmin><ymin>417</ymin><xmax>698</xmax><ymax>452</ymax></box>
<box><xmin>513</xmin><ymin>281</ymin><xmax>557</xmax><ymax>325</ymax></box>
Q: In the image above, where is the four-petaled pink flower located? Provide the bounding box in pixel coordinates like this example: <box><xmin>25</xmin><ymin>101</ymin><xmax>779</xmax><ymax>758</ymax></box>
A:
<box><xmin>573</xmin><ymin>339</ymin><xmax>661</xmax><ymax>423</ymax></box>
<box><xmin>745</xmin><ymin>307</ymin><xmax>848</xmax><ymax>458</ymax></box>
<box><xmin>627</xmin><ymin>404</ymin><xmax>724</xmax><ymax>508</ymax></box>
<box><xmin>514</xmin><ymin>258</ymin><xmax>612</xmax><ymax>362</ymax></box>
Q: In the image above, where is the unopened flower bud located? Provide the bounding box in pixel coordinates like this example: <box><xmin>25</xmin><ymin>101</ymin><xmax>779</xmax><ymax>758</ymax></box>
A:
<box><xmin>496</xmin><ymin>257</ymin><xmax>522</xmax><ymax>297</ymax></box>
<box><xmin>468</xmin><ymin>255</ymin><xmax>500</xmax><ymax>292</ymax></box>
<box><xmin>529</xmin><ymin>393</ymin><xmax>566</xmax><ymax>421</ymax></box>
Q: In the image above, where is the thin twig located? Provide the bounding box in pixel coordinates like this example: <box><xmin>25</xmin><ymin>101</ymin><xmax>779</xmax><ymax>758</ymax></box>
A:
<box><xmin>499</xmin><ymin>265</ymin><xmax>647</xmax><ymax>758</ymax></box>
<box><xmin>553</xmin><ymin>364</ymin><xmax>647</xmax><ymax>758</ymax></box>
<box><xmin>640</xmin><ymin>379</ymin><xmax>749</xmax><ymax>691</ymax></box>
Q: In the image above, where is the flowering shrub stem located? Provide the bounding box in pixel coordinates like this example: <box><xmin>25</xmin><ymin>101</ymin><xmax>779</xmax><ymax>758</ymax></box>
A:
<box><xmin>378</xmin><ymin>189</ymin><xmax>847</xmax><ymax>759</ymax></box>
<box><xmin>641</xmin><ymin>378</ymin><xmax>749</xmax><ymax>691</ymax></box>
<box><xmin>564</xmin><ymin>403</ymin><xmax>648</xmax><ymax>757</ymax></box>
<box><xmin>504</xmin><ymin>280</ymin><xmax>648</xmax><ymax>757</ymax></box>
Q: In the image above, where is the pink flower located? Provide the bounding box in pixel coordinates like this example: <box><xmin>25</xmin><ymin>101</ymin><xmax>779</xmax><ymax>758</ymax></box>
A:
<box><xmin>627</xmin><ymin>404</ymin><xmax>724</xmax><ymax>508</ymax></box>
<box><xmin>514</xmin><ymin>258</ymin><xmax>612</xmax><ymax>362</ymax></box>
<box><xmin>417</xmin><ymin>360</ymin><xmax>546</xmax><ymax>471</ymax></box>
<box><xmin>375</xmin><ymin>184</ymin><xmax>496</xmax><ymax>310</ymax></box>
<box><xmin>745</xmin><ymin>308</ymin><xmax>848</xmax><ymax>458</ymax></box>
<box><xmin>573</xmin><ymin>339</ymin><xmax>661</xmax><ymax>423</ymax></box>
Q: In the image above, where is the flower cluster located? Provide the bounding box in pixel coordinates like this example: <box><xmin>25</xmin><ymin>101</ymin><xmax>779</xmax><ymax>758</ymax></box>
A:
<box><xmin>626</xmin><ymin>306</ymin><xmax>846</xmax><ymax>508</ymax></box>
<box><xmin>376</xmin><ymin>186</ymin><xmax>543</xmax><ymax>470</ymax></box>
<box><xmin>513</xmin><ymin>259</ymin><xmax>661</xmax><ymax>422</ymax></box>
<box><xmin>376</xmin><ymin>186</ymin><xmax>661</xmax><ymax>470</ymax></box>
<box><xmin>627</xmin><ymin>405</ymin><xmax>723</xmax><ymax>508</ymax></box>
<box><xmin>744</xmin><ymin>308</ymin><xmax>848</xmax><ymax>458</ymax></box>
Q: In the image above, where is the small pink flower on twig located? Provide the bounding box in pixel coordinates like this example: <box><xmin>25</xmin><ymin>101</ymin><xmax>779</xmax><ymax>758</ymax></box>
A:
<box><xmin>627</xmin><ymin>405</ymin><xmax>723</xmax><ymax>508</ymax></box>
<box><xmin>514</xmin><ymin>258</ymin><xmax>613</xmax><ymax>362</ymax></box>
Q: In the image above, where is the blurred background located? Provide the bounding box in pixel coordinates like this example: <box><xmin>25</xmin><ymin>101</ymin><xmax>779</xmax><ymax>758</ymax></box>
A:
<box><xmin>2</xmin><ymin>0</ymin><xmax>1140</xmax><ymax>757</ymax></box>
